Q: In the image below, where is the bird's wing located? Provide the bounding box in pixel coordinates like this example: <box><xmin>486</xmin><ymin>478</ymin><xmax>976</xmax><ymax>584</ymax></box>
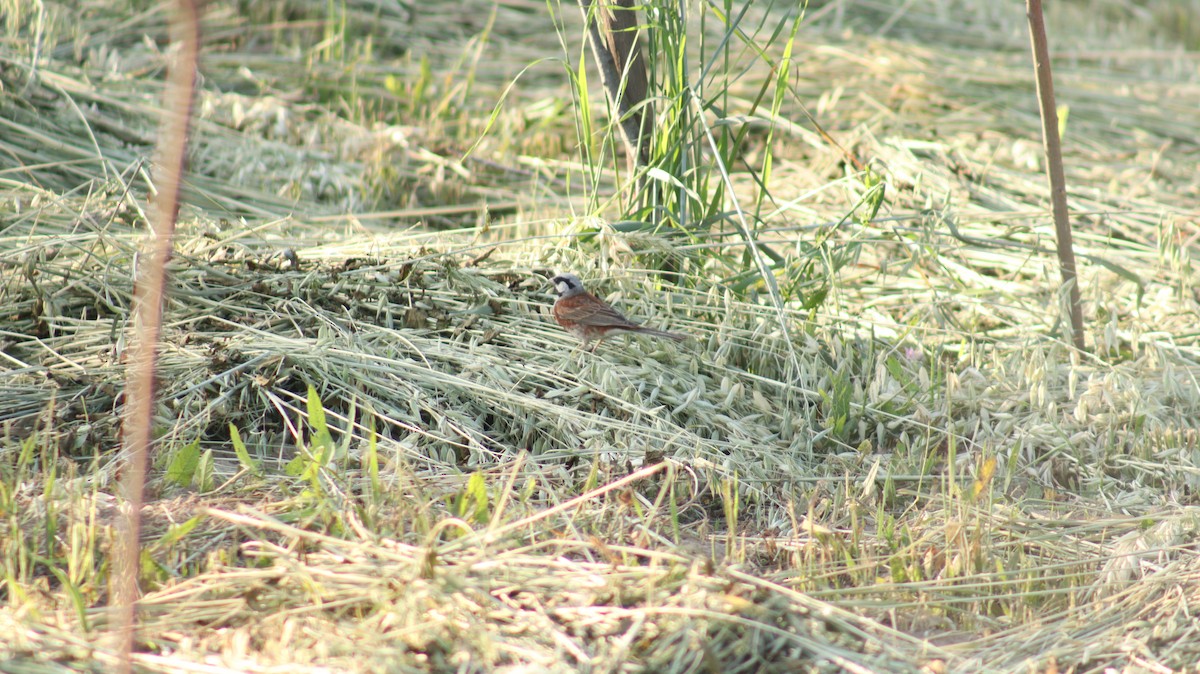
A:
<box><xmin>557</xmin><ymin>294</ymin><xmax>640</xmax><ymax>328</ymax></box>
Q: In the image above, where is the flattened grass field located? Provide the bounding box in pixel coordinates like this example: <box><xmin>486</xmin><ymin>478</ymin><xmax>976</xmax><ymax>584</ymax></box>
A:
<box><xmin>3</xmin><ymin>0</ymin><xmax>1200</xmax><ymax>671</ymax></box>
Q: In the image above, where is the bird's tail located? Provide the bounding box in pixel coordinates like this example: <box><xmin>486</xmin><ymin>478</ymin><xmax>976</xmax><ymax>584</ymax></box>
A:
<box><xmin>638</xmin><ymin>326</ymin><xmax>687</xmax><ymax>342</ymax></box>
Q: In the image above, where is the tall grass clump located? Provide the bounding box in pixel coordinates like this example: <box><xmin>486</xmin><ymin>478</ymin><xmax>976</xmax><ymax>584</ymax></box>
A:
<box><xmin>561</xmin><ymin>1</ymin><xmax>828</xmax><ymax>246</ymax></box>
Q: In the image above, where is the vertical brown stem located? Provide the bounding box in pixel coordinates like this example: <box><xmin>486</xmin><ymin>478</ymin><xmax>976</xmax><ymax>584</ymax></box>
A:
<box><xmin>1026</xmin><ymin>0</ymin><xmax>1085</xmax><ymax>352</ymax></box>
<box><xmin>578</xmin><ymin>0</ymin><xmax>654</xmax><ymax>174</ymax></box>
<box><xmin>111</xmin><ymin>1</ymin><xmax>200</xmax><ymax>670</ymax></box>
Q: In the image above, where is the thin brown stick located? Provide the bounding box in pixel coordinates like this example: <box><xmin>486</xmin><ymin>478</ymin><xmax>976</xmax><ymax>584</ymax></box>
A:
<box><xmin>1026</xmin><ymin>0</ymin><xmax>1085</xmax><ymax>352</ymax></box>
<box><xmin>111</xmin><ymin>0</ymin><xmax>200</xmax><ymax>670</ymax></box>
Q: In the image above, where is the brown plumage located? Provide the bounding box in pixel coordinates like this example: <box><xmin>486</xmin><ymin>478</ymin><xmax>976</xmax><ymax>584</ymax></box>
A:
<box><xmin>550</xmin><ymin>273</ymin><xmax>686</xmax><ymax>351</ymax></box>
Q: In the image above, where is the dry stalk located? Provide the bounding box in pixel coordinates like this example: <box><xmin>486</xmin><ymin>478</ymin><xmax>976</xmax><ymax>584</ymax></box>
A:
<box><xmin>111</xmin><ymin>0</ymin><xmax>200</xmax><ymax>670</ymax></box>
<box><xmin>578</xmin><ymin>0</ymin><xmax>654</xmax><ymax>174</ymax></box>
<box><xmin>1025</xmin><ymin>0</ymin><xmax>1086</xmax><ymax>352</ymax></box>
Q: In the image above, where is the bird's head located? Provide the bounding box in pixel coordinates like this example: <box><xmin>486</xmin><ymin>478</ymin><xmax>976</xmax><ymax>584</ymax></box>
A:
<box><xmin>551</xmin><ymin>273</ymin><xmax>585</xmax><ymax>298</ymax></box>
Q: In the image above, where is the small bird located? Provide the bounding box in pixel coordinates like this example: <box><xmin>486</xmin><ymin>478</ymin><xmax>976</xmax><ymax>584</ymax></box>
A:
<box><xmin>550</xmin><ymin>273</ymin><xmax>686</xmax><ymax>351</ymax></box>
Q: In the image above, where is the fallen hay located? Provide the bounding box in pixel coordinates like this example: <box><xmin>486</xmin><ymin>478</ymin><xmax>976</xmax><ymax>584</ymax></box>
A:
<box><xmin>3</xmin><ymin>0</ymin><xmax>1200</xmax><ymax>672</ymax></box>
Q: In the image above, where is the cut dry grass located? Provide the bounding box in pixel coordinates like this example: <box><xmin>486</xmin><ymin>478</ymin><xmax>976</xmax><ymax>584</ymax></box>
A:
<box><xmin>3</xmin><ymin>0</ymin><xmax>1200</xmax><ymax>672</ymax></box>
